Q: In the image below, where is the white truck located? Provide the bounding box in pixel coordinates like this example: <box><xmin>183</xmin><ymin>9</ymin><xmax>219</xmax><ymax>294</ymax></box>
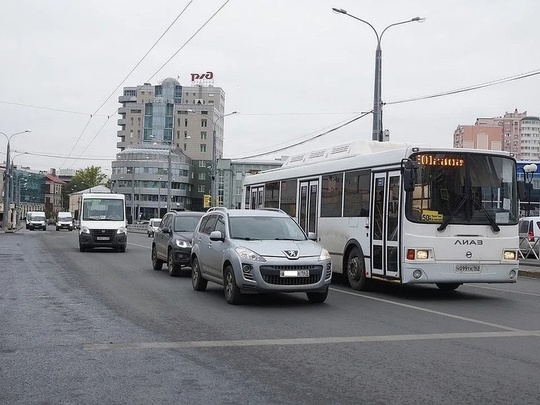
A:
<box><xmin>78</xmin><ymin>193</ymin><xmax>127</xmax><ymax>252</ymax></box>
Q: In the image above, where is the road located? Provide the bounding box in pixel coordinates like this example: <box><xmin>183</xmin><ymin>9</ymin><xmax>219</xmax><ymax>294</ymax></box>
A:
<box><xmin>2</xmin><ymin>227</ymin><xmax>540</xmax><ymax>404</ymax></box>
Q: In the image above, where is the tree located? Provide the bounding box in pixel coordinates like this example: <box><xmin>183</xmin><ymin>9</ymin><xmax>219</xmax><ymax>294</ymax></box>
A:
<box><xmin>61</xmin><ymin>166</ymin><xmax>108</xmax><ymax>210</ymax></box>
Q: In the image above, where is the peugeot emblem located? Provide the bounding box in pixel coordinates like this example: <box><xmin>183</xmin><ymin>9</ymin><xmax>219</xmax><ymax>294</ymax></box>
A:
<box><xmin>284</xmin><ymin>250</ymin><xmax>299</xmax><ymax>259</ymax></box>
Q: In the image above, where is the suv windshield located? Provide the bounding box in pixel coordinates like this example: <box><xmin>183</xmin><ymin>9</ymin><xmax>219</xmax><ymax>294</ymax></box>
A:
<box><xmin>406</xmin><ymin>152</ymin><xmax>518</xmax><ymax>228</ymax></box>
<box><xmin>229</xmin><ymin>216</ymin><xmax>307</xmax><ymax>240</ymax></box>
<box><xmin>173</xmin><ymin>216</ymin><xmax>200</xmax><ymax>232</ymax></box>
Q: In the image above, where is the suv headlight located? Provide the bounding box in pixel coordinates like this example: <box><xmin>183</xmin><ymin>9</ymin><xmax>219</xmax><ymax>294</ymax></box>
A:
<box><xmin>175</xmin><ymin>240</ymin><xmax>191</xmax><ymax>248</ymax></box>
<box><xmin>319</xmin><ymin>248</ymin><xmax>331</xmax><ymax>261</ymax></box>
<box><xmin>235</xmin><ymin>247</ymin><xmax>266</xmax><ymax>262</ymax></box>
<box><xmin>81</xmin><ymin>226</ymin><xmax>90</xmax><ymax>234</ymax></box>
<box><xmin>117</xmin><ymin>227</ymin><xmax>127</xmax><ymax>235</ymax></box>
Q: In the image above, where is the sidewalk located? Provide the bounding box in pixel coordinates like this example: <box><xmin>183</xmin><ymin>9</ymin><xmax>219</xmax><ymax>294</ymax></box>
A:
<box><xmin>519</xmin><ymin>258</ymin><xmax>540</xmax><ymax>279</ymax></box>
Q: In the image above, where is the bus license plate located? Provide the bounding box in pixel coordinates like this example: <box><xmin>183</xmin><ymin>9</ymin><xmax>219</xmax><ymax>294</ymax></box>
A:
<box><xmin>455</xmin><ymin>264</ymin><xmax>481</xmax><ymax>273</ymax></box>
<box><xmin>97</xmin><ymin>236</ymin><xmax>110</xmax><ymax>241</ymax></box>
<box><xmin>280</xmin><ymin>270</ymin><xmax>309</xmax><ymax>277</ymax></box>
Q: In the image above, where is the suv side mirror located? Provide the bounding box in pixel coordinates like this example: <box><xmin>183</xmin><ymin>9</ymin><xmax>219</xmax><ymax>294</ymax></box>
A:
<box><xmin>161</xmin><ymin>226</ymin><xmax>171</xmax><ymax>234</ymax></box>
<box><xmin>307</xmin><ymin>232</ymin><xmax>317</xmax><ymax>241</ymax></box>
<box><xmin>209</xmin><ymin>230</ymin><xmax>224</xmax><ymax>241</ymax></box>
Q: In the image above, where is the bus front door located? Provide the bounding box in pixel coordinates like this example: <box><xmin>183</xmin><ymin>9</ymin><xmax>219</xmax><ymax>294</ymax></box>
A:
<box><xmin>371</xmin><ymin>171</ymin><xmax>401</xmax><ymax>279</ymax></box>
<box><xmin>299</xmin><ymin>180</ymin><xmax>319</xmax><ymax>236</ymax></box>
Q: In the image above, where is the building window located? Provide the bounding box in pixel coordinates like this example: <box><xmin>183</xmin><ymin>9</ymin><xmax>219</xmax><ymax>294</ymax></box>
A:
<box><xmin>198</xmin><ymin>173</ymin><xmax>206</xmax><ymax>180</ymax></box>
<box><xmin>198</xmin><ymin>185</ymin><xmax>206</xmax><ymax>193</ymax></box>
<box><xmin>201</xmin><ymin>119</ymin><xmax>208</xmax><ymax>128</ymax></box>
<box><xmin>199</xmin><ymin>161</ymin><xmax>206</xmax><ymax>167</ymax></box>
<box><xmin>184</xmin><ymin>143</ymin><xmax>187</xmax><ymax>151</ymax></box>
<box><xmin>184</xmin><ymin>119</ymin><xmax>188</xmax><ymax>127</ymax></box>
<box><xmin>200</xmin><ymin>144</ymin><xmax>207</xmax><ymax>153</ymax></box>
<box><xmin>201</xmin><ymin>131</ymin><xmax>207</xmax><ymax>140</ymax></box>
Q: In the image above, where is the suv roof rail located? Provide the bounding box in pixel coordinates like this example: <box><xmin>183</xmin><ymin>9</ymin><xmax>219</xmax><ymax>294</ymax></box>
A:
<box><xmin>257</xmin><ymin>207</ymin><xmax>287</xmax><ymax>214</ymax></box>
<box><xmin>207</xmin><ymin>207</ymin><xmax>228</xmax><ymax>212</ymax></box>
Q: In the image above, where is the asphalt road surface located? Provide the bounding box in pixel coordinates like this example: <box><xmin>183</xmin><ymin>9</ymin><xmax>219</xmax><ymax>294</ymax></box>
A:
<box><xmin>2</xmin><ymin>227</ymin><xmax>540</xmax><ymax>404</ymax></box>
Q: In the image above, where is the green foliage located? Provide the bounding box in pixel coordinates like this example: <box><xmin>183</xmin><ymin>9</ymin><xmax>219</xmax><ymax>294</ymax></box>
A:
<box><xmin>61</xmin><ymin>166</ymin><xmax>108</xmax><ymax>210</ymax></box>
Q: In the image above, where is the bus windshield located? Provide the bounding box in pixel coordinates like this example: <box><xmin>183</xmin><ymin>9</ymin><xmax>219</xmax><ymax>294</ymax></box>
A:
<box><xmin>406</xmin><ymin>152</ymin><xmax>518</xmax><ymax>227</ymax></box>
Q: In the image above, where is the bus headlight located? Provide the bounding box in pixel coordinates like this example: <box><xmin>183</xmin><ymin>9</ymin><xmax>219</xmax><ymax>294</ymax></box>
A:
<box><xmin>407</xmin><ymin>249</ymin><xmax>430</xmax><ymax>260</ymax></box>
<box><xmin>503</xmin><ymin>250</ymin><xmax>517</xmax><ymax>261</ymax></box>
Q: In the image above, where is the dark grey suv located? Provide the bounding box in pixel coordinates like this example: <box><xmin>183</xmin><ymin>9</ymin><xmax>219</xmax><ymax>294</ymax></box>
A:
<box><xmin>151</xmin><ymin>211</ymin><xmax>204</xmax><ymax>276</ymax></box>
<box><xmin>190</xmin><ymin>208</ymin><xmax>332</xmax><ymax>304</ymax></box>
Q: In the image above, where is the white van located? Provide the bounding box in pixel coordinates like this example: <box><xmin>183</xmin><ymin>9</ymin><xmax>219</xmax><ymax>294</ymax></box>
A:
<box><xmin>78</xmin><ymin>193</ymin><xmax>127</xmax><ymax>252</ymax></box>
<box><xmin>56</xmin><ymin>211</ymin><xmax>74</xmax><ymax>231</ymax></box>
<box><xmin>27</xmin><ymin>211</ymin><xmax>47</xmax><ymax>231</ymax></box>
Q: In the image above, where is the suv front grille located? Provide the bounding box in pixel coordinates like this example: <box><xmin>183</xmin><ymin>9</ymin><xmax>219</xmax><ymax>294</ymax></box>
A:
<box><xmin>259</xmin><ymin>265</ymin><xmax>323</xmax><ymax>285</ymax></box>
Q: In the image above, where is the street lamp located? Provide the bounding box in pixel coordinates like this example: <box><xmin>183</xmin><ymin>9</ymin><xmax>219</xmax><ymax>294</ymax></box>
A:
<box><xmin>522</xmin><ymin>163</ymin><xmax>537</xmax><ymax>216</ymax></box>
<box><xmin>187</xmin><ymin>109</ymin><xmax>237</xmax><ymax>207</ymax></box>
<box><xmin>332</xmin><ymin>8</ymin><xmax>425</xmax><ymax>142</ymax></box>
<box><xmin>157</xmin><ymin>176</ymin><xmax>162</xmax><ymax>217</ymax></box>
<box><xmin>1</xmin><ymin>129</ymin><xmax>31</xmax><ymax>230</ymax></box>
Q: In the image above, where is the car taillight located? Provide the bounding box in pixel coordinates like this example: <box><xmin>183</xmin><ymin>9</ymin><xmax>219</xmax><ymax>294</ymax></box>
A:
<box><xmin>529</xmin><ymin>230</ymin><xmax>534</xmax><ymax>241</ymax></box>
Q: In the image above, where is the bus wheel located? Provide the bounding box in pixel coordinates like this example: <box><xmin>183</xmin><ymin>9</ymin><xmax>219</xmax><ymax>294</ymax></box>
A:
<box><xmin>347</xmin><ymin>247</ymin><xmax>368</xmax><ymax>291</ymax></box>
<box><xmin>436</xmin><ymin>283</ymin><xmax>461</xmax><ymax>291</ymax></box>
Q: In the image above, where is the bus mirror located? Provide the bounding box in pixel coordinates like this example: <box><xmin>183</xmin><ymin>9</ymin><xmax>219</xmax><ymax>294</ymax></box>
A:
<box><xmin>517</xmin><ymin>180</ymin><xmax>526</xmax><ymax>200</ymax></box>
<box><xmin>401</xmin><ymin>159</ymin><xmax>417</xmax><ymax>193</ymax></box>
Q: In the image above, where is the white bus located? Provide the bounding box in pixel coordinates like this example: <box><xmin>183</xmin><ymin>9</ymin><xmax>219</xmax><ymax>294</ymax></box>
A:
<box><xmin>242</xmin><ymin>141</ymin><xmax>520</xmax><ymax>291</ymax></box>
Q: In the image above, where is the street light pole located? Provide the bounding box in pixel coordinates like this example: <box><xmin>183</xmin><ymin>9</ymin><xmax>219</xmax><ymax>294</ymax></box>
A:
<box><xmin>167</xmin><ymin>142</ymin><xmax>172</xmax><ymax>212</ymax></box>
<box><xmin>1</xmin><ymin>130</ymin><xmax>31</xmax><ymax>230</ymax></box>
<box><xmin>157</xmin><ymin>176</ymin><xmax>161</xmax><ymax>217</ymax></box>
<box><xmin>332</xmin><ymin>8</ymin><xmax>425</xmax><ymax>142</ymax></box>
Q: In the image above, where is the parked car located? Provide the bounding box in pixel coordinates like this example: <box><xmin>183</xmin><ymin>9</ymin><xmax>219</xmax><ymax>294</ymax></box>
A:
<box><xmin>190</xmin><ymin>208</ymin><xmax>332</xmax><ymax>305</ymax></box>
<box><xmin>147</xmin><ymin>218</ymin><xmax>162</xmax><ymax>237</ymax></box>
<box><xmin>518</xmin><ymin>216</ymin><xmax>540</xmax><ymax>258</ymax></box>
<box><xmin>151</xmin><ymin>211</ymin><xmax>204</xmax><ymax>276</ymax></box>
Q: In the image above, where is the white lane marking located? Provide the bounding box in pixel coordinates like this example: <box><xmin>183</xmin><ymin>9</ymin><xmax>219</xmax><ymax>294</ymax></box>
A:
<box><xmin>330</xmin><ymin>287</ymin><xmax>523</xmax><ymax>332</ymax></box>
<box><xmin>128</xmin><ymin>242</ymin><xmax>151</xmax><ymax>249</ymax></box>
<box><xmin>465</xmin><ymin>284</ymin><xmax>540</xmax><ymax>297</ymax></box>
<box><xmin>84</xmin><ymin>330</ymin><xmax>540</xmax><ymax>350</ymax></box>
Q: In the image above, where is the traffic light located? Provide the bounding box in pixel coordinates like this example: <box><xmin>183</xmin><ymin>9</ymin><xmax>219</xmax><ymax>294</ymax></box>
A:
<box><xmin>203</xmin><ymin>194</ymin><xmax>211</xmax><ymax>208</ymax></box>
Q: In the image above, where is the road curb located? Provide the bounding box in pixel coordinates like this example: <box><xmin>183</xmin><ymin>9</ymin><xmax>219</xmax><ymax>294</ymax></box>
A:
<box><xmin>519</xmin><ymin>270</ymin><xmax>540</xmax><ymax>279</ymax></box>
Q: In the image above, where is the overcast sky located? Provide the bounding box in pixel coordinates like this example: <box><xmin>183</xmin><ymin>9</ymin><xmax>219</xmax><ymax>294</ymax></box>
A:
<box><xmin>1</xmin><ymin>0</ymin><xmax>539</xmax><ymax>173</ymax></box>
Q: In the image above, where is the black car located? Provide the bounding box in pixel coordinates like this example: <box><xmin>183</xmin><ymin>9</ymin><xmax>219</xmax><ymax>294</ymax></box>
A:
<box><xmin>151</xmin><ymin>211</ymin><xmax>204</xmax><ymax>276</ymax></box>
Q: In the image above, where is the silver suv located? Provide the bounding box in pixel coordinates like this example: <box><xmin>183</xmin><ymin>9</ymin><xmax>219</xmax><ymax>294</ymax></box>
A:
<box><xmin>190</xmin><ymin>208</ymin><xmax>332</xmax><ymax>304</ymax></box>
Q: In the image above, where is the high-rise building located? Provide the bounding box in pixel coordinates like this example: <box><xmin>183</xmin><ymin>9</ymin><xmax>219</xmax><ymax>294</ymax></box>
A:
<box><xmin>115</xmin><ymin>77</ymin><xmax>228</xmax><ymax>212</ymax></box>
<box><xmin>453</xmin><ymin>109</ymin><xmax>540</xmax><ymax>161</ymax></box>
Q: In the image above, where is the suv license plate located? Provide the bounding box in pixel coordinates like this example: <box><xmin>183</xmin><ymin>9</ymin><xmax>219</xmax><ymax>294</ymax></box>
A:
<box><xmin>280</xmin><ymin>270</ymin><xmax>309</xmax><ymax>277</ymax></box>
<box><xmin>97</xmin><ymin>236</ymin><xmax>110</xmax><ymax>241</ymax></box>
<box><xmin>455</xmin><ymin>264</ymin><xmax>481</xmax><ymax>273</ymax></box>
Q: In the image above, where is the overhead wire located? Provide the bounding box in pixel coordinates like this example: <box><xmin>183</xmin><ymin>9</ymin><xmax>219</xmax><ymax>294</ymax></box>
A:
<box><xmin>232</xmin><ymin>69</ymin><xmax>540</xmax><ymax>159</ymax></box>
<box><xmin>61</xmin><ymin>0</ymin><xmax>196</xmax><ymax>169</ymax></box>
<box><xmin>67</xmin><ymin>0</ymin><xmax>232</xmax><ymax>168</ymax></box>
<box><xmin>233</xmin><ymin>111</ymin><xmax>372</xmax><ymax>159</ymax></box>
